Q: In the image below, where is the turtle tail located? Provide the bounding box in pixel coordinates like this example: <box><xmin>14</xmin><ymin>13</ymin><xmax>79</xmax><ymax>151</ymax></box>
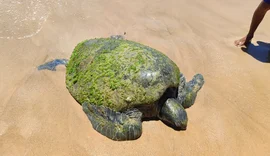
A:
<box><xmin>82</xmin><ymin>102</ymin><xmax>143</xmax><ymax>141</ymax></box>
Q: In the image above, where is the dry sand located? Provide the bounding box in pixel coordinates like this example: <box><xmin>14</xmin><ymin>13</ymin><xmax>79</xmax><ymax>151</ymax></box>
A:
<box><xmin>1</xmin><ymin>0</ymin><xmax>270</xmax><ymax>155</ymax></box>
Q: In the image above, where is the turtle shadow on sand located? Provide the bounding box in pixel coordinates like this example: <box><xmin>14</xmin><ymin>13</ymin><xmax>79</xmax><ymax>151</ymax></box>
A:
<box><xmin>37</xmin><ymin>35</ymin><xmax>205</xmax><ymax>141</ymax></box>
<box><xmin>142</xmin><ymin>117</ymin><xmax>187</xmax><ymax>131</ymax></box>
<box><xmin>241</xmin><ymin>41</ymin><xmax>270</xmax><ymax>63</ymax></box>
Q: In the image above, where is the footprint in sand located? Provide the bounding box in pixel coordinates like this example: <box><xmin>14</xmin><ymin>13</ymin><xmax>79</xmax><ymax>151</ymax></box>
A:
<box><xmin>0</xmin><ymin>121</ymin><xmax>9</xmax><ymax>136</ymax></box>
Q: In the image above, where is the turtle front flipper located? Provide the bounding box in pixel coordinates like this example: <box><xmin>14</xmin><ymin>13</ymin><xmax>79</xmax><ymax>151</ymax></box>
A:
<box><xmin>82</xmin><ymin>103</ymin><xmax>143</xmax><ymax>141</ymax></box>
<box><xmin>159</xmin><ymin>98</ymin><xmax>188</xmax><ymax>130</ymax></box>
<box><xmin>179</xmin><ymin>73</ymin><xmax>204</xmax><ymax>108</ymax></box>
<box><xmin>177</xmin><ymin>73</ymin><xmax>187</xmax><ymax>104</ymax></box>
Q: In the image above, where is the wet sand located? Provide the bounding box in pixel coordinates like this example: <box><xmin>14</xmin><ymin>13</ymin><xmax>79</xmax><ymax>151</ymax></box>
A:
<box><xmin>1</xmin><ymin>0</ymin><xmax>270</xmax><ymax>155</ymax></box>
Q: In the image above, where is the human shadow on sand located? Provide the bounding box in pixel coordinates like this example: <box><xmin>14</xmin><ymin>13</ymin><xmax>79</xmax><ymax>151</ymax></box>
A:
<box><xmin>241</xmin><ymin>41</ymin><xmax>270</xmax><ymax>63</ymax></box>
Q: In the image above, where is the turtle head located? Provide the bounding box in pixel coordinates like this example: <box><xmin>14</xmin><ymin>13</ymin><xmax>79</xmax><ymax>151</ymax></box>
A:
<box><xmin>159</xmin><ymin>98</ymin><xmax>188</xmax><ymax>130</ymax></box>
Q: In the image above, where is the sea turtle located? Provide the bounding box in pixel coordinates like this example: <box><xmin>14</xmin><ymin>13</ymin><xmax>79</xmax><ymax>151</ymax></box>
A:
<box><xmin>38</xmin><ymin>36</ymin><xmax>204</xmax><ymax>141</ymax></box>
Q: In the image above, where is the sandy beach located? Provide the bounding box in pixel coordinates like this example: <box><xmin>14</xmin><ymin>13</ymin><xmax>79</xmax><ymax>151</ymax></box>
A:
<box><xmin>1</xmin><ymin>0</ymin><xmax>270</xmax><ymax>155</ymax></box>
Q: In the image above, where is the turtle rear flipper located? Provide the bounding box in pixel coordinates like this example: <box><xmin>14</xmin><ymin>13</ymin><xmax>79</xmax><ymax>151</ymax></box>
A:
<box><xmin>82</xmin><ymin>103</ymin><xmax>143</xmax><ymax>141</ymax></box>
<box><xmin>37</xmin><ymin>59</ymin><xmax>69</xmax><ymax>71</ymax></box>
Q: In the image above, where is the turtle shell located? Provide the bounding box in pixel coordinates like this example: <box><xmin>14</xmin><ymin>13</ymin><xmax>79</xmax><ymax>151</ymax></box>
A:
<box><xmin>66</xmin><ymin>38</ymin><xmax>180</xmax><ymax>112</ymax></box>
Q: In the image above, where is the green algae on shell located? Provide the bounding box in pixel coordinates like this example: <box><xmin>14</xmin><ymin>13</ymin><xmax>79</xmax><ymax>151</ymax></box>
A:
<box><xmin>66</xmin><ymin>38</ymin><xmax>181</xmax><ymax>112</ymax></box>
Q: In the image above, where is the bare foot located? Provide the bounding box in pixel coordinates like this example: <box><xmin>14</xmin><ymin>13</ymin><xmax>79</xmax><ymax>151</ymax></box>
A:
<box><xmin>234</xmin><ymin>35</ymin><xmax>253</xmax><ymax>47</ymax></box>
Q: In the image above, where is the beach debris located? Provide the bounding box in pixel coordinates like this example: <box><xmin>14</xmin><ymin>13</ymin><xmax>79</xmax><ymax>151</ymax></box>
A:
<box><xmin>110</xmin><ymin>34</ymin><xmax>125</xmax><ymax>40</ymax></box>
